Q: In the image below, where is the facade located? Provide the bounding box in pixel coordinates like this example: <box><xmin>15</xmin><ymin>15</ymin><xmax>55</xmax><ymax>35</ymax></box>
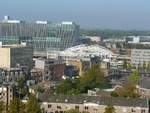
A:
<box><xmin>131</xmin><ymin>49</ymin><xmax>150</xmax><ymax>66</ymax></box>
<box><xmin>65</xmin><ymin>59</ymin><xmax>90</xmax><ymax>76</ymax></box>
<box><xmin>32</xmin><ymin>59</ymin><xmax>64</xmax><ymax>82</ymax></box>
<box><xmin>0</xmin><ymin>16</ymin><xmax>80</xmax><ymax>56</ymax></box>
<box><xmin>0</xmin><ymin>85</ymin><xmax>13</xmax><ymax>105</ymax></box>
<box><xmin>39</xmin><ymin>95</ymin><xmax>149</xmax><ymax>113</ymax></box>
<box><xmin>0</xmin><ymin>67</ymin><xmax>27</xmax><ymax>83</ymax></box>
<box><xmin>0</xmin><ymin>45</ymin><xmax>33</xmax><ymax>70</ymax></box>
<box><xmin>125</xmin><ymin>36</ymin><xmax>150</xmax><ymax>44</ymax></box>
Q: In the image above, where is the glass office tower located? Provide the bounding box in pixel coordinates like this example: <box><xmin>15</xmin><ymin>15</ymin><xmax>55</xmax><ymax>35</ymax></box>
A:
<box><xmin>0</xmin><ymin>16</ymin><xmax>80</xmax><ymax>56</ymax></box>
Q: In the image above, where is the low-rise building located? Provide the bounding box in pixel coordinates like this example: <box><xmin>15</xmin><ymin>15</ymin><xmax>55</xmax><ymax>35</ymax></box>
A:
<box><xmin>39</xmin><ymin>95</ymin><xmax>149</xmax><ymax>113</ymax></box>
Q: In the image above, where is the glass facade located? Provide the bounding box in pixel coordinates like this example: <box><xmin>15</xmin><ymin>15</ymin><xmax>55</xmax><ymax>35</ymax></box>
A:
<box><xmin>0</xmin><ymin>20</ymin><xmax>79</xmax><ymax>55</ymax></box>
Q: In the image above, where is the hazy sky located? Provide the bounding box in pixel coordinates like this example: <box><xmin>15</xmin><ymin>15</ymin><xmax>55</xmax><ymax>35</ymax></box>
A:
<box><xmin>0</xmin><ymin>0</ymin><xmax>150</xmax><ymax>30</ymax></box>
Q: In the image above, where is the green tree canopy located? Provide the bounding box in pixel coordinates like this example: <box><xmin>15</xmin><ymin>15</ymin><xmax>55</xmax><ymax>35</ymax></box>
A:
<box><xmin>26</xmin><ymin>95</ymin><xmax>42</xmax><ymax>113</ymax></box>
<box><xmin>79</xmin><ymin>65</ymin><xmax>111</xmax><ymax>93</ymax></box>
<box><xmin>56</xmin><ymin>65</ymin><xmax>111</xmax><ymax>95</ymax></box>
<box><xmin>0</xmin><ymin>101</ymin><xmax>4</xmax><ymax>113</ymax></box>
<box><xmin>114</xmin><ymin>83</ymin><xmax>139</xmax><ymax>98</ymax></box>
<box><xmin>17</xmin><ymin>76</ymin><xmax>28</xmax><ymax>98</ymax></box>
<box><xmin>128</xmin><ymin>70</ymin><xmax>141</xmax><ymax>84</ymax></box>
<box><xmin>104</xmin><ymin>105</ymin><xmax>116</xmax><ymax>113</ymax></box>
<box><xmin>9</xmin><ymin>97</ymin><xmax>25</xmax><ymax>113</ymax></box>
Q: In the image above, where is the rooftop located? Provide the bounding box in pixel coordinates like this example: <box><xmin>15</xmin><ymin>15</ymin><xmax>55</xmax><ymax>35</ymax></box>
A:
<box><xmin>38</xmin><ymin>94</ymin><xmax>148</xmax><ymax>108</ymax></box>
<box><xmin>0</xmin><ymin>44</ymin><xmax>28</xmax><ymax>48</ymax></box>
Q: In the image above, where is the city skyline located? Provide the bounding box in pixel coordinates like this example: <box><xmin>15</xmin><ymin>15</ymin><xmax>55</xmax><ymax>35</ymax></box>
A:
<box><xmin>0</xmin><ymin>0</ymin><xmax>150</xmax><ymax>30</ymax></box>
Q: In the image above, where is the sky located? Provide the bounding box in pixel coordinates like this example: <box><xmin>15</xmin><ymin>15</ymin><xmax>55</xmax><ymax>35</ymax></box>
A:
<box><xmin>0</xmin><ymin>0</ymin><xmax>150</xmax><ymax>30</ymax></box>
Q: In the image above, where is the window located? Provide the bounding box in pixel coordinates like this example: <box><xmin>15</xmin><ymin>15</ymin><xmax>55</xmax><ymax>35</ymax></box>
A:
<box><xmin>57</xmin><ymin>106</ymin><xmax>61</xmax><ymax>109</ymax></box>
<box><xmin>85</xmin><ymin>106</ymin><xmax>88</xmax><ymax>110</ymax></box>
<box><xmin>48</xmin><ymin>104</ymin><xmax>52</xmax><ymax>108</ymax></box>
<box><xmin>141</xmin><ymin>109</ymin><xmax>146</xmax><ymax>113</ymax></box>
<box><xmin>75</xmin><ymin>106</ymin><xmax>79</xmax><ymax>110</ymax></box>
<box><xmin>131</xmin><ymin>108</ymin><xmax>136</xmax><ymax>113</ymax></box>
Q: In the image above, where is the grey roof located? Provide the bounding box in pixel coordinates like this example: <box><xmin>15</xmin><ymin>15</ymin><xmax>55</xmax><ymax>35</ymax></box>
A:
<box><xmin>139</xmin><ymin>77</ymin><xmax>150</xmax><ymax>89</ymax></box>
<box><xmin>38</xmin><ymin>94</ymin><xmax>148</xmax><ymax>108</ymax></box>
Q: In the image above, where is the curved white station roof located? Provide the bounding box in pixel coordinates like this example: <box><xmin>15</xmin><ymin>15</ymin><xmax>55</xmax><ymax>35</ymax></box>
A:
<box><xmin>60</xmin><ymin>45</ymin><xmax>115</xmax><ymax>60</ymax></box>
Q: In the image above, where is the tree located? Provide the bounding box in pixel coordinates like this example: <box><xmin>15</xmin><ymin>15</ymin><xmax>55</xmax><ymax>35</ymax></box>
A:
<box><xmin>56</xmin><ymin>79</ymin><xmax>73</xmax><ymax>94</ymax></box>
<box><xmin>128</xmin><ymin>70</ymin><xmax>141</xmax><ymax>84</ymax></box>
<box><xmin>123</xmin><ymin>83</ymin><xmax>139</xmax><ymax>98</ymax></box>
<box><xmin>104</xmin><ymin>105</ymin><xmax>116</xmax><ymax>113</ymax></box>
<box><xmin>9</xmin><ymin>97</ymin><xmax>25</xmax><ymax>113</ymax></box>
<box><xmin>55</xmin><ymin>65</ymin><xmax>112</xmax><ymax>95</ymax></box>
<box><xmin>16</xmin><ymin>76</ymin><xmax>28</xmax><ymax>98</ymax></box>
<box><xmin>0</xmin><ymin>101</ymin><xmax>4</xmax><ymax>113</ymax></box>
<box><xmin>115</xmin><ymin>83</ymin><xmax>139</xmax><ymax>98</ymax></box>
<box><xmin>146</xmin><ymin>62</ymin><xmax>150</xmax><ymax>71</ymax></box>
<box><xmin>110</xmin><ymin>91</ymin><xmax>118</xmax><ymax>97</ymax></box>
<box><xmin>26</xmin><ymin>95</ymin><xmax>42</xmax><ymax>113</ymax></box>
<box><xmin>79</xmin><ymin>65</ymin><xmax>111</xmax><ymax>93</ymax></box>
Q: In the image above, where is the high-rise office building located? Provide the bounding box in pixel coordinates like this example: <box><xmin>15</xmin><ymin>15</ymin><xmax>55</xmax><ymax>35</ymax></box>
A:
<box><xmin>0</xmin><ymin>16</ymin><xmax>80</xmax><ymax>56</ymax></box>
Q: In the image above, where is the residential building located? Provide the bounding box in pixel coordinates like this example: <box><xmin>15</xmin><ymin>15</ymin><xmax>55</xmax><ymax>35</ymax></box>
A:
<box><xmin>0</xmin><ymin>84</ymin><xmax>13</xmax><ymax>107</ymax></box>
<box><xmin>39</xmin><ymin>95</ymin><xmax>149</xmax><ymax>113</ymax></box>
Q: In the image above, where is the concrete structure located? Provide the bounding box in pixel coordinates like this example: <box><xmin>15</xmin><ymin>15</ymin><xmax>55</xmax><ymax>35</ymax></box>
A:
<box><xmin>65</xmin><ymin>59</ymin><xmax>90</xmax><ymax>76</ymax></box>
<box><xmin>32</xmin><ymin>59</ymin><xmax>64</xmax><ymax>82</ymax></box>
<box><xmin>131</xmin><ymin>49</ymin><xmax>150</xmax><ymax>66</ymax></box>
<box><xmin>0</xmin><ymin>84</ymin><xmax>13</xmax><ymax>109</ymax></box>
<box><xmin>39</xmin><ymin>95</ymin><xmax>149</xmax><ymax>113</ymax></box>
<box><xmin>0</xmin><ymin>67</ymin><xmax>27</xmax><ymax>83</ymax></box>
<box><xmin>137</xmin><ymin>77</ymin><xmax>150</xmax><ymax>98</ymax></box>
<box><xmin>59</xmin><ymin>45</ymin><xmax>116</xmax><ymax>61</ymax></box>
<box><xmin>0</xmin><ymin>45</ymin><xmax>33</xmax><ymax>70</ymax></box>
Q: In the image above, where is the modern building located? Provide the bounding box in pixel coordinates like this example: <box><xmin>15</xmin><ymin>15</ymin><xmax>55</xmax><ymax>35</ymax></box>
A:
<box><xmin>0</xmin><ymin>45</ymin><xmax>33</xmax><ymax>70</ymax></box>
<box><xmin>59</xmin><ymin>44</ymin><xmax>115</xmax><ymax>61</ymax></box>
<box><xmin>131</xmin><ymin>49</ymin><xmax>150</xmax><ymax>66</ymax></box>
<box><xmin>0</xmin><ymin>16</ymin><xmax>80</xmax><ymax>56</ymax></box>
<box><xmin>39</xmin><ymin>95</ymin><xmax>149</xmax><ymax>113</ymax></box>
<box><xmin>125</xmin><ymin>36</ymin><xmax>150</xmax><ymax>44</ymax></box>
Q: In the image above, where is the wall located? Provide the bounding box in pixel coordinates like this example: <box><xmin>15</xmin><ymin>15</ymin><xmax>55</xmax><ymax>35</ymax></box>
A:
<box><xmin>0</xmin><ymin>48</ymin><xmax>10</xmax><ymax>68</ymax></box>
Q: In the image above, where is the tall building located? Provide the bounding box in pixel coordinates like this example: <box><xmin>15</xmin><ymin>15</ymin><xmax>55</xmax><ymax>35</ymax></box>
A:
<box><xmin>0</xmin><ymin>16</ymin><xmax>80</xmax><ymax>56</ymax></box>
